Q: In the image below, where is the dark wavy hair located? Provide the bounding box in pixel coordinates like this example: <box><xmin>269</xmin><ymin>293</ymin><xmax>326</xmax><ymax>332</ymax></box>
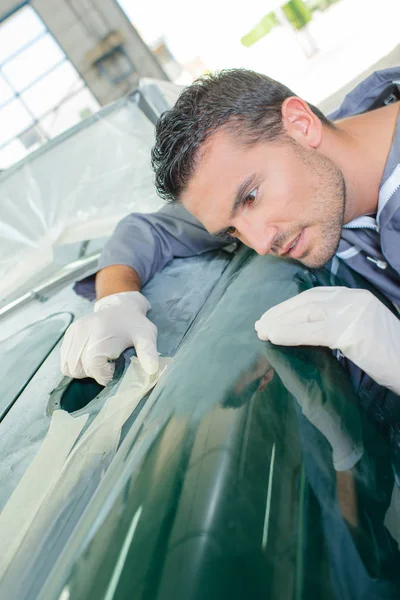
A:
<box><xmin>151</xmin><ymin>68</ymin><xmax>333</xmax><ymax>202</ymax></box>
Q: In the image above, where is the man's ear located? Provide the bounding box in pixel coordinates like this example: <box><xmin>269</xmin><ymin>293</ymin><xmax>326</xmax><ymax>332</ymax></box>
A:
<box><xmin>282</xmin><ymin>97</ymin><xmax>322</xmax><ymax>149</ymax></box>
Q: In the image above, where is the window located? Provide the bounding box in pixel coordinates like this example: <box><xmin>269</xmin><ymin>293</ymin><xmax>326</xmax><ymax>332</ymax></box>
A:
<box><xmin>0</xmin><ymin>4</ymin><xmax>99</xmax><ymax>169</ymax></box>
<box><xmin>18</xmin><ymin>125</ymin><xmax>44</xmax><ymax>150</ymax></box>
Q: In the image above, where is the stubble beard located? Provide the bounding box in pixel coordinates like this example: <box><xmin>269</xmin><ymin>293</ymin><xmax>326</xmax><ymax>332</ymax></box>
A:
<box><xmin>294</xmin><ymin>148</ymin><xmax>347</xmax><ymax>269</ymax></box>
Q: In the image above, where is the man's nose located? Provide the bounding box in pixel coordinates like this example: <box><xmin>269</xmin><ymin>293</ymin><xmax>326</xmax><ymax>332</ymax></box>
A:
<box><xmin>237</xmin><ymin>219</ymin><xmax>278</xmax><ymax>256</ymax></box>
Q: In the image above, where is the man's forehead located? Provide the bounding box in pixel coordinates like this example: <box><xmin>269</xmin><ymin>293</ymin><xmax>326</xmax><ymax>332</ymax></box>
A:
<box><xmin>199</xmin><ymin>128</ymin><xmax>246</xmax><ymax>161</ymax></box>
<box><xmin>185</xmin><ymin>130</ymin><xmax>254</xmax><ymax>196</ymax></box>
<box><xmin>182</xmin><ymin>133</ymin><xmax>242</xmax><ymax>213</ymax></box>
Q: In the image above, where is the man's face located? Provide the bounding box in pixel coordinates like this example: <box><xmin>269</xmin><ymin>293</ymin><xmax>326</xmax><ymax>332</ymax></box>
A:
<box><xmin>181</xmin><ymin>129</ymin><xmax>346</xmax><ymax>268</ymax></box>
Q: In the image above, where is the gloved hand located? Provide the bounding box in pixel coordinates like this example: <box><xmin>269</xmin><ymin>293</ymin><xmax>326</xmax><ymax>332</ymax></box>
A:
<box><xmin>255</xmin><ymin>286</ymin><xmax>400</xmax><ymax>396</ymax></box>
<box><xmin>60</xmin><ymin>291</ymin><xmax>159</xmax><ymax>386</ymax></box>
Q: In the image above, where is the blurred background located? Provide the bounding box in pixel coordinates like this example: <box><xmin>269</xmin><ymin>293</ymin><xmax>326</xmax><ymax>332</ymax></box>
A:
<box><xmin>0</xmin><ymin>0</ymin><xmax>398</xmax><ymax>169</ymax></box>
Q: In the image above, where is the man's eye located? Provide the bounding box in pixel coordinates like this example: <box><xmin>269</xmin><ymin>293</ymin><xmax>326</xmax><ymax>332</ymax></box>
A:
<box><xmin>244</xmin><ymin>189</ymin><xmax>257</xmax><ymax>206</ymax></box>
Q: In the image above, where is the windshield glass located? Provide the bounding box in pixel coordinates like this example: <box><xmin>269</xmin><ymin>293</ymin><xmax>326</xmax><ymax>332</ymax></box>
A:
<box><xmin>38</xmin><ymin>250</ymin><xmax>400</xmax><ymax>600</ymax></box>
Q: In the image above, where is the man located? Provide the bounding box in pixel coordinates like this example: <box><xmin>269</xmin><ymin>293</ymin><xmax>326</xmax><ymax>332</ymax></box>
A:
<box><xmin>61</xmin><ymin>67</ymin><xmax>400</xmax><ymax>393</ymax></box>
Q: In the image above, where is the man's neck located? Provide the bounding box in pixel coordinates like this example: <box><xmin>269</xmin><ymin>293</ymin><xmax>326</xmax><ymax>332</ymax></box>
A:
<box><xmin>321</xmin><ymin>102</ymin><xmax>400</xmax><ymax>223</ymax></box>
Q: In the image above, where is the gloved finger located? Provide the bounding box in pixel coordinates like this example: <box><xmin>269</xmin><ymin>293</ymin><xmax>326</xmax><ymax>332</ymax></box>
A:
<box><xmin>60</xmin><ymin>328</ymin><xmax>87</xmax><ymax>379</ymax></box>
<box><xmin>83</xmin><ymin>354</ymin><xmax>115</xmax><ymax>386</ymax></box>
<box><xmin>256</xmin><ymin>319</ymin><xmax>337</xmax><ymax>349</ymax></box>
<box><xmin>60</xmin><ymin>326</ymin><xmax>75</xmax><ymax>371</ymax></box>
<box><xmin>134</xmin><ymin>337</ymin><xmax>160</xmax><ymax>375</ymax></box>
<box><xmin>255</xmin><ymin>303</ymin><xmax>328</xmax><ymax>340</ymax></box>
<box><xmin>61</xmin><ymin>358</ymin><xmax>87</xmax><ymax>380</ymax></box>
<box><xmin>63</xmin><ymin>343</ymin><xmax>87</xmax><ymax>379</ymax></box>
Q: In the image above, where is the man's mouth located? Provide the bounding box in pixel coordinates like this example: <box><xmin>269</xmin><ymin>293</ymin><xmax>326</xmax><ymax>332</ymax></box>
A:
<box><xmin>288</xmin><ymin>235</ymin><xmax>300</xmax><ymax>251</ymax></box>
<box><xmin>280</xmin><ymin>229</ymin><xmax>305</xmax><ymax>258</ymax></box>
<box><xmin>282</xmin><ymin>233</ymin><xmax>301</xmax><ymax>255</ymax></box>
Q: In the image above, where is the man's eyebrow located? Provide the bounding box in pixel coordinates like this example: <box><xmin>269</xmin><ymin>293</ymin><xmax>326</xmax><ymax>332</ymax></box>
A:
<box><xmin>211</xmin><ymin>173</ymin><xmax>258</xmax><ymax>238</ymax></box>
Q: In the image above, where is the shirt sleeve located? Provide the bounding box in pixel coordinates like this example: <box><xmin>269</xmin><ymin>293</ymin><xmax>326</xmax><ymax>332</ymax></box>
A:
<box><xmin>97</xmin><ymin>202</ymin><xmax>228</xmax><ymax>286</ymax></box>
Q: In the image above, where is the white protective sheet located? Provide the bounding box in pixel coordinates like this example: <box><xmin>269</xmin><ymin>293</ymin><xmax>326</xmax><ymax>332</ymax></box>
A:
<box><xmin>0</xmin><ymin>357</ymin><xmax>170</xmax><ymax>583</ymax></box>
<box><xmin>0</xmin><ymin>410</ymin><xmax>89</xmax><ymax>580</ymax></box>
<box><xmin>0</xmin><ymin>80</ymin><xmax>182</xmax><ymax>302</ymax></box>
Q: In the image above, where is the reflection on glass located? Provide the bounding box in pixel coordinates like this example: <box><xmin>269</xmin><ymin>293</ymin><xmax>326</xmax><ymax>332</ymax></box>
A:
<box><xmin>213</xmin><ymin>288</ymin><xmax>400</xmax><ymax>598</ymax></box>
<box><xmin>0</xmin><ymin>312</ymin><xmax>72</xmax><ymax>420</ymax></box>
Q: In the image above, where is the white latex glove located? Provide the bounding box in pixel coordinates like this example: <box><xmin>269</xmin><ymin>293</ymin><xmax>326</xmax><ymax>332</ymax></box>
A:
<box><xmin>60</xmin><ymin>291</ymin><xmax>159</xmax><ymax>386</ymax></box>
<box><xmin>255</xmin><ymin>287</ymin><xmax>400</xmax><ymax>396</ymax></box>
